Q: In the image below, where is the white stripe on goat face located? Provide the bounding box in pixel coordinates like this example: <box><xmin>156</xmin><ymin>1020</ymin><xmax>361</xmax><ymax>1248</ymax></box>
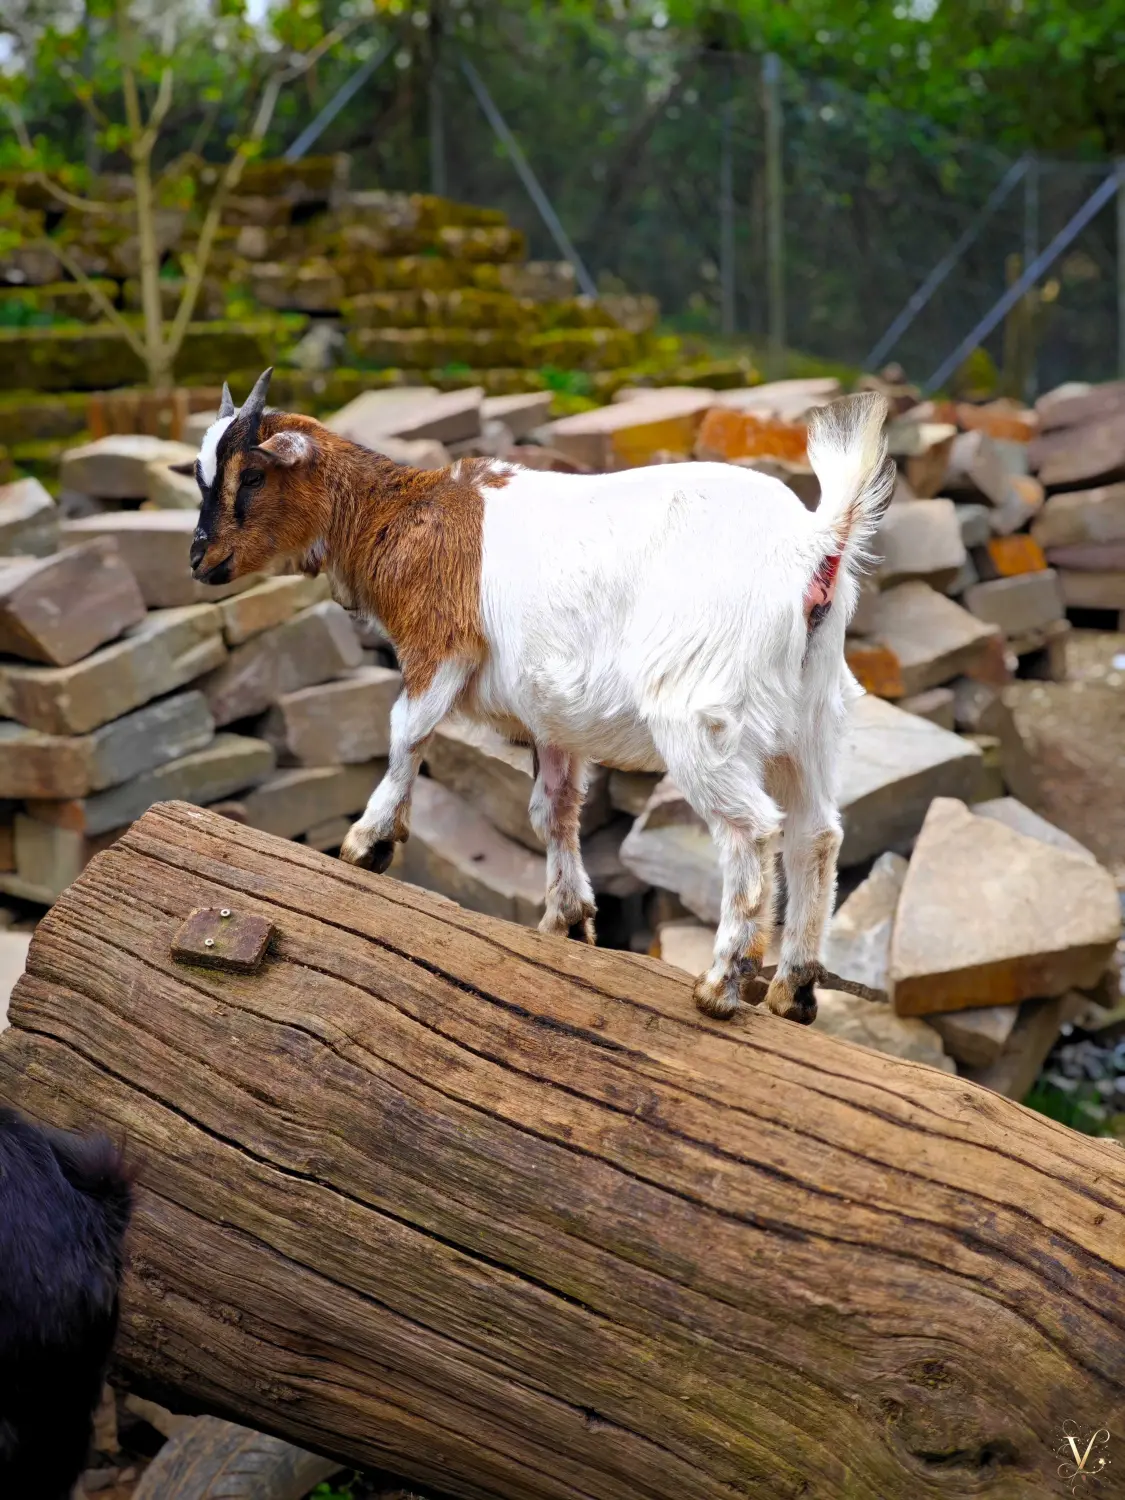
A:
<box><xmin>197</xmin><ymin>414</ymin><xmax>236</xmax><ymax>487</ymax></box>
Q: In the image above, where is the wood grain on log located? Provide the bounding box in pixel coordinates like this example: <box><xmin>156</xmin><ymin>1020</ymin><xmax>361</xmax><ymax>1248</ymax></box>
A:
<box><xmin>1</xmin><ymin>801</ymin><xmax>1123</xmax><ymax>1500</ymax></box>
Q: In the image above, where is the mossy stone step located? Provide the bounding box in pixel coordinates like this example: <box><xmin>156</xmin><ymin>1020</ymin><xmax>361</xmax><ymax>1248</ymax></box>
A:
<box><xmin>0</xmin><ymin>391</ymin><xmax>89</xmax><ymax>446</ymax></box>
<box><xmin>0</xmin><ymin>281</ymin><xmax>118</xmax><ymax>323</ymax></box>
<box><xmin>342</xmin><ymin>289</ymin><xmax>620</xmax><ymax>333</ymax></box>
<box><xmin>0</xmin><ymin>318</ymin><xmax>307</xmax><ymax>392</ymax></box>
<box><xmin>347</xmin><ymin>326</ymin><xmax>640</xmax><ymax>373</ymax></box>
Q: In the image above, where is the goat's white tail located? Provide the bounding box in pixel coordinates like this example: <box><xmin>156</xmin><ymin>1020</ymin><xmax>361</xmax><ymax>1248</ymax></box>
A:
<box><xmin>806</xmin><ymin>392</ymin><xmax>894</xmax><ymax>567</ymax></box>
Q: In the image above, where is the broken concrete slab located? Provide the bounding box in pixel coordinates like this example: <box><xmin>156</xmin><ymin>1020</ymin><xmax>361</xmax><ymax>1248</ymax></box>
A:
<box><xmin>973</xmin><ymin>534</ymin><xmax>1048</xmax><ymax>580</ymax></box>
<box><xmin>972</xmin><ymin>795</ymin><xmax>1097</xmax><ymax>863</ymax></box>
<box><xmin>822</xmin><ymin>851</ymin><xmax>907</xmax><ymax>998</ymax></box>
<box><xmin>59</xmin><ymin>434</ymin><xmax>197</xmax><ymax>499</ymax></box>
<box><xmin>730</xmin><ymin>456</ymin><xmax>819</xmax><ymax>509</ymax></box>
<box><xmin>898</xmin><ymin>687</ymin><xmax>956</xmax><ymax>730</ymax></box>
<box><xmin>814</xmin><ymin>990</ymin><xmax>955</xmax><ymax>1071</ymax></box>
<box><xmin>963</xmin><ymin>991</ymin><xmax>1086</xmax><ymax>1100</ymax></box>
<box><xmin>0</xmin><ymin>477</ymin><xmax>58</xmax><ymax>557</ymax></box>
<box><xmin>26</xmin><ymin>733</ymin><xmax>275</xmax><ymax>838</ymax></box>
<box><xmin>143</xmin><ymin>457</ymin><xmax>200</xmax><ymax>509</ymax></box>
<box><xmin>944</xmin><ymin>429</ymin><xmax>1018</xmax><ymax>507</ymax></box>
<box><xmin>950</xmin><ymin>679</ymin><xmax>1041</xmax><ymax>807</ymax></box>
<box><xmin>217</xmin><ymin>574</ymin><xmax>332</xmax><ymax>646</ymax></box>
<box><xmin>1057</xmin><ymin>570</ymin><xmax>1125</xmax><ymax>610</ymax></box>
<box><xmin>889</xmin><ymin>797</ymin><xmax>1120</xmax><ymax>1016</ymax></box>
<box><xmin>0</xmin><ymin>604</ymin><xmax>227</xmax><ymax>735</ymax></box>
<box><xmin>876</xmin><ymin>499</ymin><xmax>966</xmax><ymax>590</ymax></box>
<box><xmin>203</xmin><ymin>600</ymin><xmax>362</xmax><ymax>726</ymax></box>
<box><xmin>864</xmin><ymin>583</ymin><xmax>1002</xmax><ymax>696</ymax></box>
<box><xmin>963</xmin><ymin>570</ymin><xmax>1064</xmax><ymax>637</ymax></box>
<box><xmin>582</xmin><ymin>818</ymin><xmax>647</xmax><ymax>899</ymax></box>
<box><xmin>391</xmin><ymin>775</ymin><xmax>546</xmax><ymax>927</ymax></box>
<box><xmin>1031</xmin><ymin>412</ymin><xmax>1125</xmax><ymax>490</ymax></box>
<box><xmin>551</xmin><ymin>390</ymin><xmax>714</xmax><ymax>470</ymax></box>
<box><xmin>239</xmin><ymin>762</ymin><xmax>382</xmax><ymax>839</ymax></box>
<box><xmin>619</xmin><ymin>780</ymin><xmax>721</xmax><ymax>924</ymax></box>
<box><xmin>1043</xmin><ymin>542</ymin><xmax>1125</xmax><ymax>571</ymax></box>
<box><xmin>655</xmin><ymin>920</ymin><xmax>718</xmax><ymax>975</ymax></box>
<box><xmin>482</xmin><ymin>392</ymin><xmax>553</xmax><ymax>441</ymax></box>
<box><xmin>989</xmin><ymin>473</ymin><xmax>1044</xmax><ymax>536</ymax></box>
<box><xmin>424</xmin><ymin>717</ymin><xmax>610</xmax><ymax>850</ymax></box>
<box><xmin>1035</xmin><ymin>380</ymin><xmax>1125</xmax><ymax>432</ymax></box>
<box><xmin>837</xmin><ymin>695</ymin><xmax>984</xmax><ymax>866</ymax></box>
<box><xmin>260</xmin><ymin>664</ymin><xmax>400</xmax><ymax>766</ymax></box>
<box><xmin>303</xmin><ymin>815</ymin><xmax>352</xmax><ymax>852</ymax></box>
<box><xmin>0</xmin><ymin>816</ymin><xmax>124</xmax><ymax>906</ymax></box>
<box><xmin>1031</xmin><ymin>481</ymin><xmax>1125</xmax><ymax>550</ymax></box>
<box><xmin>324</xmin><ymin>386</ymin><xmax>481</xmax><ymax>448</ymax></box>
<box><xmin>608</xmin><ymin>769</ymin><xmax>663</xmax><ymax>818</ymax></box>
<box><xmin>886</xmin><ymin>421</ymin><xmax>956</xmax><ymax>498</ymax></box>
<box><xmin>710</xmin><ymin>377</ymin><xmax>841</xmax><ymax>422</ymax></box>
<box><xmin>0</xmin><ymin>539</ymin><xmax>146</xmax><ymax>666</ymax></box>
<box><xmin>61</xmin><ymin>511</ymin><xmax>264</xmax><ymax>608</ymax></box>
<box><xmin>926</xmin><ymin>1004</ymin><xmax>1020</xmax><ymax>1069</ymax></box>
<box><xmin>956</xmin><ymin>503</ymin><xmax>992</xmax><ymax>551</ymax></box>
<box><xmin>0</xmin><ymin>691</ymin><xmax>215</xmax><ymax>800</ymax></box>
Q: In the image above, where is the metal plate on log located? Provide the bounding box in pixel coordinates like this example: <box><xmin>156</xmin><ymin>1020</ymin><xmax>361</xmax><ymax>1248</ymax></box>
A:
<box><xmin>171</xmin><ymin>906</ymin><xmax>273</xmax><ymax>973</ymax></box>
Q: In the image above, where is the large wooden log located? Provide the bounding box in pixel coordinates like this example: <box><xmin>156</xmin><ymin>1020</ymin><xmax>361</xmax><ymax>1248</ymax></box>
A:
<box><xmin>1</xmin><ymin>801</ymin><xmax>1123</xmax><ymax>1500</ymax></box>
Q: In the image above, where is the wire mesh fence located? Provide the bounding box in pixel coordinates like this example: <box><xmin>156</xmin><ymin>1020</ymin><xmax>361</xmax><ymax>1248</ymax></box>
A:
<box><xmin>316</xmin><ymin>11</ymin><xmax>1122</xmax><ymax>393</ymax></box>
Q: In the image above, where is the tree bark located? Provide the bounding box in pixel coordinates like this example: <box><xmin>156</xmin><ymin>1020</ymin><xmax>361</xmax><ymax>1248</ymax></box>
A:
<box><xmin>1</xmin><ymin>801</ymin><xmax>1123</xmax><ymax>1500</ymax></box>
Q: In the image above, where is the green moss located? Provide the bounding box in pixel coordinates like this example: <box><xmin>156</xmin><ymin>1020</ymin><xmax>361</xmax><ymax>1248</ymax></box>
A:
<box><xmin>0</xmin><ymin>281</ymin><xmax>116</xmax><ymax>327</ymax></box>
<box><xmin>435</xmin><ymin>225</ymin><xmax>527</xmax><ymax>263</ymax></box>
<box><xmin>528</xmin><ymin>328</ymin><xmax>639</xmax><ymax>372</ymax></box>
<box><xmin>342</xmin><ymin>288</ymin><xmax>544</xmax><ymax>333</ymax></box>
<box><xmin>0</xmin><ymin>389</ymin><xmax>89</xmax><ymax>445</ymax></box>
<box><xmin>11</xmin><ymin>435</ymin><xmax>82</xmax><ymax>481</ymax></box>
<box><xmin>0</xmin><ymin>318</ymin><xmax>307</xmax><ymax>392</ymax></box>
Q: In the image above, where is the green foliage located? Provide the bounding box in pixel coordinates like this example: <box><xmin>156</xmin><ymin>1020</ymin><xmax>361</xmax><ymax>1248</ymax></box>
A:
<box><xmin>537</xmin><ymin>364</ymin><xmax>594</xmax><ymax>398</ymax></box>
<box><xmin>310</xmin><ymin>1479</ymin><xmax>356</xmax><ymax>1500</ymax></box>
<box><xmin>1023</xmin><ymin>1079</ymin><xmax>1118</xmax><ymax>1136</ymax></box>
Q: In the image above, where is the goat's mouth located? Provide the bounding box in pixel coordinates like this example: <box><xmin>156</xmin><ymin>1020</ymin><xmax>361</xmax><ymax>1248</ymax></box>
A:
<box><xmin>193</xmin><ymin>551</ymin><xmax>234</xmax><ymax>585</ymax></box>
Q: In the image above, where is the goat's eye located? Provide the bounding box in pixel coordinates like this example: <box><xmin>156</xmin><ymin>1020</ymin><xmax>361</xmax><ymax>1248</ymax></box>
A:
<box><xmin>242</xmin><ymin>469</ymin><xmax>265</xmax><ymax>489</ymax></box>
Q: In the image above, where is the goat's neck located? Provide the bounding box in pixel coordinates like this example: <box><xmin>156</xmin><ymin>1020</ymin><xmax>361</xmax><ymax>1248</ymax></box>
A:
<box><xmin>316</xmin><ymin>448</ymin><xmax>443</xmax><ymax>620</ymax></box>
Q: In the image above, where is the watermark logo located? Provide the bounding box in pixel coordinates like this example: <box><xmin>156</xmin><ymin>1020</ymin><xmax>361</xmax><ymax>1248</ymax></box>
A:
<box><xmin>1056</xmin><ymin>1423</ymin><xmax>1111</xmax><ymax>1493</ymax></box>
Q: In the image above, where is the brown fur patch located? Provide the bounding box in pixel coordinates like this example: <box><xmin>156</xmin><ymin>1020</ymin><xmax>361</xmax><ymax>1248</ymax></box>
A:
<box><xmin>195</xmin><ymin>414</ymin><xmax>498</xmax><ymax>695</ymax></box>
<box><xmin>812</xmin><ymin>827</ymin><xmax>841</xmax><ymax>889</ymax></box>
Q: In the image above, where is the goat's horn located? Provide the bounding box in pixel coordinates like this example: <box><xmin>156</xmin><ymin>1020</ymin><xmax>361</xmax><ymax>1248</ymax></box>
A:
<box><xmin>241</xmin><ymin>367</ymin><xmax>273</xmax><ymax>422</ymax></box>
<box><xmin>219</xmin><ymin>381</ymin><xmax>235</xmax><ymax>419</ymax></box>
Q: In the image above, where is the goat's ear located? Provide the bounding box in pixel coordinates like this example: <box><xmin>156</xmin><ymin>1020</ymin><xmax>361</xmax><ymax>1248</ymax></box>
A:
<box><xmin>168</xmin><ymin>460</ymin><xmax>197</xmax><ymax>476</ymax></box>
<box><xmin>249</xmin><ymin>431</ymin><xmax>313</xmax><ymax>468</ymax></box>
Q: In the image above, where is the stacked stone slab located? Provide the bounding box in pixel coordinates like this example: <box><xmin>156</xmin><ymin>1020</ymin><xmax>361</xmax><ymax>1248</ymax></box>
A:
<box><xmin>0</xmin><ymin>505</ymin><xmax>375</xmax><ymax>902</ymax></box>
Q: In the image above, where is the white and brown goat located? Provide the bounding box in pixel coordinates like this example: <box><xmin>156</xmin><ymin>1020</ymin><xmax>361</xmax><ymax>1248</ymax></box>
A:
<box><xmin>184</xmin><ymin>370</ymin><xmax>893</xmax><ymax>1023</ymax></box>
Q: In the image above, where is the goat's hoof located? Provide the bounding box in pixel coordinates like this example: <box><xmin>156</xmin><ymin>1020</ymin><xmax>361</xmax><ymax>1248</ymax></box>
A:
<box><xmin>764</xmin><ymin>966</ymin><xmax>822</xmax><ymax>1025</ymax></box>
<box><xmin>693</xmin><ymin>974</ymin><xmax>741</xmax><ymax>1020</ymax></box>
<box><xmin>340</xmin><ymin>832</ymin><xmax>396</xmax><ymax>875</ymax></box>
<box><xmin>567</xmin><ymin>915</ymin><xmax>597</xmax><ymax>945</ymax></box>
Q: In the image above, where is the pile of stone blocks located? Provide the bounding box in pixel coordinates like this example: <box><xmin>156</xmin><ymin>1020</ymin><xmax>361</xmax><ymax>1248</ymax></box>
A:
<box><xmin>0</xmin><ymin>499</ymin><xmax>395</xmax><ymax>905</ymax></box>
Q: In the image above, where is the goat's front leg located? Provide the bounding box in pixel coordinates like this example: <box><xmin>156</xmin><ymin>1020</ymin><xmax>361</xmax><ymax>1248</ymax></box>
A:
<box><xmin>340</xmin><ymin>660</ymin><xmax>470</xmax><ymax>875</ymax></box>
<box><xmin>764</xmin><ymin>792</ymin><xmax>842</xmax><ymax>1026</ymax></box>
<box><xmin>530</xmin><ymin>745</ymin><xmax>597</xmax><ymax>943</ymax></box>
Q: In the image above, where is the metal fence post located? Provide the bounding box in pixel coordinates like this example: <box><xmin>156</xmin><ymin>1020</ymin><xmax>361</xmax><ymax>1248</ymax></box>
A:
<box><xmin>923</xmin><ymin>169</ymin><xmax>1121</xmax><ymax>395</ymax></box>
<box><xmin>1023</xmin><ymin>153</ymin><xmax>1038</xmax><ymax>399</ymax></box>
<box><xmin>762</xmin><ymin>52</ymin><xmax>785</xmax><ymax>366</ymax></box>
<box><xmin>284</xmin><ymin>40</ymin><xmax>393</xmax><ymax>162</ymax></box>
<box><xmin>459</xmin><ymin>54</ymin><xmax>597</xmax><ymax>299</ymax></box>
<box><xmin>720</xmin><ymin>97</ymin><xmax>735</xmax><ymax>337</ymax></box>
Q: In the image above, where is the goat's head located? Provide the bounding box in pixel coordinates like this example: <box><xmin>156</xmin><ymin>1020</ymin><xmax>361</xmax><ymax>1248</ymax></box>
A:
<box><xmin>177</xmin><ymin>368</ymin><xmax>323</xmax><ymax>584</ymax></box>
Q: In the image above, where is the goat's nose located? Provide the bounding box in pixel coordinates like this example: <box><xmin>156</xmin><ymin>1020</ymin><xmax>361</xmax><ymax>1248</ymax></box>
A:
<box><xmin>189</xmin><ymin>531</ymin><xmax>207</xmax><ymax>570</ymax></box>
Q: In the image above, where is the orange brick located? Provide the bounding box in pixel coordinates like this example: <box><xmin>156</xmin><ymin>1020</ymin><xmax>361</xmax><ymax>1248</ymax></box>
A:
<box><xmin>956</xmin><ymin>401</ymin><xmax>1037</xmax><ymax>442</ymax></box>
<box><xmin>610</xmin><ymin>414</ymin><xmax>700</xmax><ymax>468</ymax></box>
<box><xmin>985</xmin><ymin>535</ymin><xmax>1048</xmax><ymax>577</ymax></box>
<box><xmin>845</xmin><ymin>641</ymin><xmax>904</xmax><ymax>698</ymax></box>
<box><xmin>695</xmin><ymin>407</ymin><xmax>808</xmax><ymax>464</ymax></box>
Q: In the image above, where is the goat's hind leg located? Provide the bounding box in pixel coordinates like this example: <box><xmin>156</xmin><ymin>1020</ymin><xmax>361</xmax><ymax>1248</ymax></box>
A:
<box><xmin>531</xmin><ymin>745</ymin><xmax>597</xmax><ymax>943</ymax></box>
<box><xmin>764</xmin><ymin>766</ymin><xmax>841</xmax><ymax>1026</ymax></box>
<box><xmin>340</xmin><ymin>660</ymin><xmax>469</xmax><ymax>875</ymax></box>
<box><xmin>655</xmin><ymin>727</ymin><xmax>781</xmax><ymax>1019</ymax></box>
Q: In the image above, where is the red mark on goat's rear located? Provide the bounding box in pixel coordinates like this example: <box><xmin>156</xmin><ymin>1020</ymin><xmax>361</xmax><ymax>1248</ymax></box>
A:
<box><xmin>804</xmin><ymin>552</ymin><xmax>841</xmax><ymax>621</ymax></box>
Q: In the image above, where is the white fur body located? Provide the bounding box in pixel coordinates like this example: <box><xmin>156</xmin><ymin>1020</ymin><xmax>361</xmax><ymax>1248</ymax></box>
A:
<box><xmin>474</xmin><ymin>460</ymin><xmax>859</xmax><ymax>778</ymax></box>
<box><xmin>348</xmin><ymin>393</ymin><xmax>892</xmax><ymax>1020</ymax></box>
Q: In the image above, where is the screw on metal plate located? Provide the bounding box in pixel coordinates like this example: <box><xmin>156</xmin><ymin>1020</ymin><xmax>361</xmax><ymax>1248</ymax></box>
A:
<box><xmin>171</xmin><ymin>906</ymin><xmax>275</xmax><ymax>974</ymax></box>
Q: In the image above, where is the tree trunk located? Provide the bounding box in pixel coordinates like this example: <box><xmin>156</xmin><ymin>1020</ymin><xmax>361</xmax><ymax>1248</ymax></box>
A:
<box><xmin>2</xmin><ymin>801</ymin><xmax>1123</xmax><ymax>1500</ymax></box>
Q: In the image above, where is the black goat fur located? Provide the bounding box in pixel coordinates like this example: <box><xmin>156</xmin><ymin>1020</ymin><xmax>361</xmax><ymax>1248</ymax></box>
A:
<box><xmin>0</xmin><ymin>1107</ymin><xmax>133</xmax><ymax>1499</ymax></box>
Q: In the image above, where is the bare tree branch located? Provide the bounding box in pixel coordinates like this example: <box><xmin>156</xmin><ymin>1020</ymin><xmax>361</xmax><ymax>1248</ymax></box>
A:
<box><xmin>2</xmin><ymin>101</ymin><xmax>117</xmax><ymax>215</ymax></box>
<box><xmin>45</xmin><ymin>238</ymin><xmax>149</xmax><ymax>362</ymax></box>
